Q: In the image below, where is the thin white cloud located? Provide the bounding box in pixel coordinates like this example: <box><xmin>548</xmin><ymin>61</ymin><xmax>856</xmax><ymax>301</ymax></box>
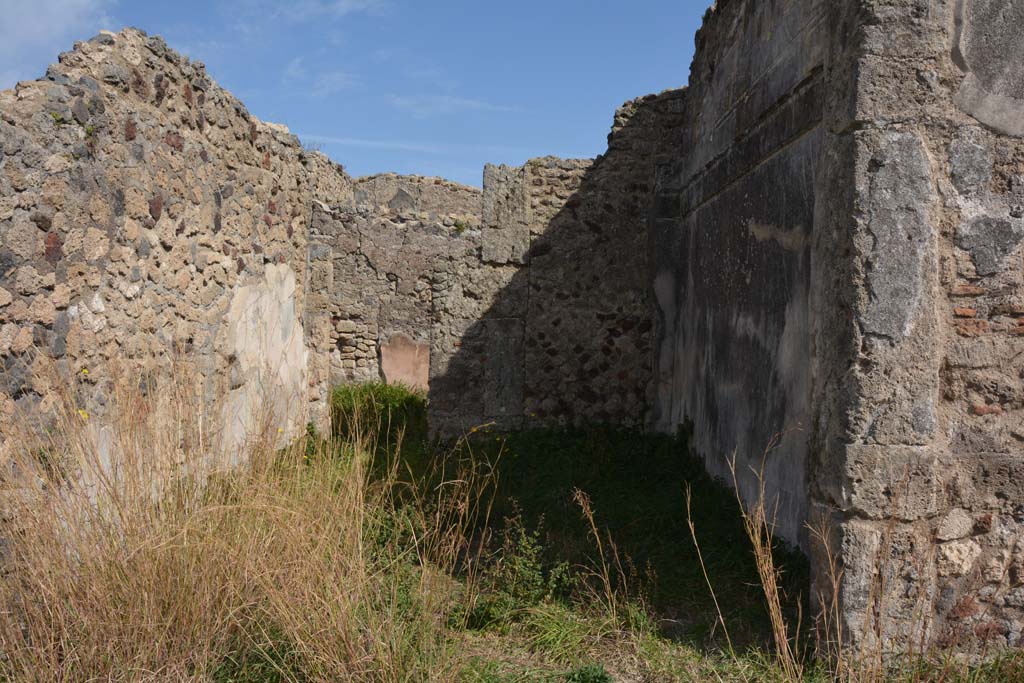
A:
<box><xmin>311</xmin><ymin>70</ymin><xmax>358</xmax><ymax>97</ymax></box>
<box><xmin>407</xmin><ymin>66</ymin><xmax>459</xmax><ymax>92</ymax></box>
<box><xmin>283</xmin><ymin>57</ymin><xmax>357</xmax><ymax>98</ymax></box>
<box><xmin>283</xmin><ymin>57</ymin><xmax>307</xmax><ymax>81</ymax></box>
<box><xmin>224</xmin><ymin>0</ymin><xmax>388</xmax><ymax>27</ymax></box>
<box><xmin>371</xmin><ymin>47</ymin><xmax>403</xmax><ymax>62</ymax></box>
<box><xmin>0</xmin><ymin>0</ymin><xmax>114</xmax><ymax>89</ymax></box>
<box><xmin>298</xmin><ymin>133</ymin><xmax>552</xmax><ymax>159</ymax></box>
<box><xmin>284</xmin><ymin>0</ymin><xmax>389</xmax><ymax>21</ymax></box>
<box><xmin>386</xmin><ymin>94</ymin><xmax>521</xmax><ymax>119</ymax></box>
<box><xmin>300</xmin><ymin>135</ymin><xmax>448</xmax><ymax>155</ymax></box>
<box><xmin>371</xmin><ymin>48</ymin><xmax>460</xmax><ymax>91</ymax></box>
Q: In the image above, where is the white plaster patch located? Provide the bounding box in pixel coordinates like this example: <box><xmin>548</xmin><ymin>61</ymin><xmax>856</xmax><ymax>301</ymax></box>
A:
<box><xmin>220</xmin><ymin>264</ymin><xmax>308</xmax><ymax>458</ymax></box>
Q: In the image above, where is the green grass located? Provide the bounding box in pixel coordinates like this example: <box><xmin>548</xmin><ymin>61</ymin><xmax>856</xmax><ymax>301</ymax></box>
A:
<box><xmin>327</xmin><ymin>381</ymin><xmax>802</xmax><ymax>650</ymax></box>
<box><xmin>323</xmin><ymin>382</ymin><xmax>1024</xmax><ymax>683</ymax></box>
<box><xmin>320</xmin><ymin>382</ymin><xmax>819</xmax><ymax>680</ymax></box>
<box><xmin>331</xmin><ymin>394</ymin><xmax>807</xmax><ymax>649</ymax></box>
<box><xmin>9</xmin><ymin>373</ymin><xmax>1021</xmax><ymax>683</ymax></box>
<box><xmin>324</xmin><ymin>383</ymin><xmax>811</xmax><ymax>672</ymax></box>
<box><xmin>458</xmin><ymin>659</ymin><xmax>612</xmax><ymax>683</ymax></box>
<box><xmin>563</xmin><ymin>663</ymin><xmax>612</xmax><ymax>683</ymax></box>
<box><xmin>330</xmin><ymin>381</ymin><xmax>430</xmax><ymax>464</ymax></box>
<box><xmin>211</xmin><ymin>627</ymin><xmax>307</xmax><ymax>683</ymax></box>
<box><xmin>450</xmin><ymin>426</ymin><xmax>808</xmax><ymax>649</ymax></box>
<box><xmin>245</xmin><ymin>371</ymin><xmax>1024</xmax><ymax>682</ymax></box>
<box><xmin>330</xmin><ymin>381</ymin><xmax>428</xmax><ymax>440</ymax></box>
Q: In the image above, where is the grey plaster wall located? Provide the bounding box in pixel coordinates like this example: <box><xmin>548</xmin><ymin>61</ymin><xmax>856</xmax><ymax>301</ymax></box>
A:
<box><xmin>649</xmin><ymin>0</ymin><xmax>828</xmax><ymax>547</ymax></box>
<box><xmin>649</xmin><ymin>0</ymin><xmax>1024</xmax><ymax>651</ymax></box>
<box><xmin>954</xmin><ymin>0</ymin><xmax>1024</xmax><ymax>137</ymax></box>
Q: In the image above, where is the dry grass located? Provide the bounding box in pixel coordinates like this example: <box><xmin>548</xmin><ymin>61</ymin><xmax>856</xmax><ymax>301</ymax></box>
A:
<box><xmin>1</xmin><ymin>363</ymin><xmax>1021</xmax><ymax>683</ymax></box>
<box><xmin>726</xmin><ymin>436</ymin><xmax>804</xmax><ymax>682</ymax></box>
<box><xmin>0</xmin><ymin>364</ymin><xmax>491</xmax><ymax>682</ymax></box>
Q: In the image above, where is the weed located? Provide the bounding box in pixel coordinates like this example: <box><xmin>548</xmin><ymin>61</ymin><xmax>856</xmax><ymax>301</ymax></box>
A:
<box><xmin>562</xmin><ymin>663</ymin><xmax>611</xmax><ymax>683</ymax></box>
<box><xmin>467</xmin><ymin>513</ymin><xmax>573</xmax><ymax>630</ymax></box>
<box><xmin>524</xmin><ymin>603</ymin><xmax>603</xmax><ymax>665</ymax></box>
<box><xmin>210</xmin><ymin>627</ymin><xmax>307</xmax><ymax>683</ymax></box>
<box><xmin>726</xmin><ymin>437</ymin><xmax>804</xmax><ymax>680</ymax></box>
<box><xmin>331</xmin><ymin>381</ymin><xmax>427</xmax><ymax>449</ymax></box>
<box><xmin>459</xmin><ymin>658</ymin><xmax>550</xmax><ymax>683</ymax></box>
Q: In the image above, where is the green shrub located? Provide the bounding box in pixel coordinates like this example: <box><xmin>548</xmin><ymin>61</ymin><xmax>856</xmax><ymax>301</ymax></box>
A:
<box><xmin>330</xmin><ymin>382</ymin><xmax>427</xmax><ymax>447</ymax></box>
<box><xmin>468</xmin><ymin>513</ymin><xmax>573</xmax><ymax>630</ymax></box>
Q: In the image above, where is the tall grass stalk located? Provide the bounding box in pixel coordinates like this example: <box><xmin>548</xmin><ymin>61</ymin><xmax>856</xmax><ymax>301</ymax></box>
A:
<box><xmin>725</xmin><ymin>438</ymin><xmax>804</xmax><ymax>682</ymax></box>
<box><xmin>571</xmin><ymin>488</ymin><xmax>628</xmax><ymax>625</ymax></box>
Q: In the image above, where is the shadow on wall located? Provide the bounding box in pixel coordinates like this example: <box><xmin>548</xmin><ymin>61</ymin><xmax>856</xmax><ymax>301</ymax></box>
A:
<box><xmin>425</xmin><ymin>31</ymin><xmax>820</xmax><ymax>551</ymax></box>
<box><xmin>427</xmin><ymin>90</ymin><xmax>687</xmax><ymax>437</ymax></box>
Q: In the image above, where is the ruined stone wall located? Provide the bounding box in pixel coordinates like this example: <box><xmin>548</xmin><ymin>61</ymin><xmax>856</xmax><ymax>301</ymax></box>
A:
<box><xmin>0</xmin><ymin>28</ymin><xmax>351</xmax><ymax>448</ymax></box>
<box><xmin>309</xmin><ymin>94</ymin><xmax>681</xmax><ymax>436</ymax></box>
<box><xmin>647</xmin><ymin>0</ymin><xmax>1024</xmax><ymax>651</ymax></box>
<box><xmin>808</xmin><ymin>0</ymin><xmax>1024</xmax><ymax>652</ymax></box>
<box><xmin>306</xmin><ymin>179</ymin><xmax>486</xmax><ymax>392</ymax></box>
<box><xmin>650</xmin><ymin>0</ymin><xmax>828</xmax><ymax>546</ymax></box>
<box><xmin>430</xmin><ymin>97</ymin><xmax>681</xmax><ymax>435</ymax></box>
<box><xmin>4</xmin><ymin>4</ymin><xmax>1023</xmax><ymax>654</ymax></box>
<box><xmin>352</xmin><ymin>173</ymin><xmax>482</xmax><ymax>218</ymax></box>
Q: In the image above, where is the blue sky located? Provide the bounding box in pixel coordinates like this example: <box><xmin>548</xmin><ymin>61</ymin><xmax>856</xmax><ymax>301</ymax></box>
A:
<box><xmin>1</xmin><ymin>0</ymin><xmax>709</xmax><ymax>186</ymax></box>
